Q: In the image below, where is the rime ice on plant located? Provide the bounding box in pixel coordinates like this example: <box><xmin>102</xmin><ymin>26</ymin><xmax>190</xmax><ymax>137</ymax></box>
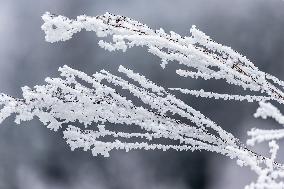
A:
<box><xmin>40</xmin><ymin>12</ymin><xmax>284</xmax><ymax>188</ymax></box>
<box><xmin>42</xmin><ymin>12</ymin><xmax>284</xmax><ymax>104</ymax></box>
<box><xmin>0</xmin><ymin>65</ymin><xmax>252</xmax><ymax>161</ymax></box>
<box><xmin>0</xmin><ymin>11</ymin><xmax>282</xmax><ymax>189</ymax></box>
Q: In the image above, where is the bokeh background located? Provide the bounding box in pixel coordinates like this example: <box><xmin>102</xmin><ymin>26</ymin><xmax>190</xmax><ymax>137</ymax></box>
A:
<box><xmin>0</xmin><ymin>0</ymin><xmax>284</xmax><ymax>188</ymax></box>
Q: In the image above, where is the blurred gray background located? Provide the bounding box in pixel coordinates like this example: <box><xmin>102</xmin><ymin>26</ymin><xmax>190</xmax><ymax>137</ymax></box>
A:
<box><xmin>0</xmin><ymin>0</ymin><xmax>284</xmax><ymax>189</ymax></box>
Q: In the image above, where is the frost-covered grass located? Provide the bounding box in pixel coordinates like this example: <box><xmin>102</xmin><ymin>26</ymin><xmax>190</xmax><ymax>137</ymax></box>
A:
<box><xmin>0</xmin><ymin>12</ymin><xmax>283</xmax><ymax>188</ymax></box>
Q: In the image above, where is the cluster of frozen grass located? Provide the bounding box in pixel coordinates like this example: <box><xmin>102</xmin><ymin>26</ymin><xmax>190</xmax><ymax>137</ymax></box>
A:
<box><xmin>0</xmin><ymin>12</ymin><xmax>284</xmax><ymax>188</ymax></box>
<box><xmin>0</xmin><ymin>65</ymin><xmax>247</xmax><ymax>160</ymax></box>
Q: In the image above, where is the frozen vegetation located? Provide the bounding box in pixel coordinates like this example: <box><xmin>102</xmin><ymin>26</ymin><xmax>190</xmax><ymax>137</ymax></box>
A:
<box><xmin>0</xmin><ymin>12</ymin><xmax>284</xmax><ymax>188</ymax></box>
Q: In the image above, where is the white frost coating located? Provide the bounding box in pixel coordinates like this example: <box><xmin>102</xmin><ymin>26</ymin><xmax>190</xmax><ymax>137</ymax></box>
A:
<box><xmin>41</xmin><ymin>13</ymin><xmax>81</xmax><ymax>43</ymax></box>
<box><xmin>246</xmin><ymin>102</ymin><xmax>284</xmax><ymax>188</ymax></box>
<box><xmin>0</xmin><ymin>65</ymin><xmax>271</xmax><ymax>167</ymax></box>
<box><xmin>243</xmin><ymin>141</ymin><xmax>284</xmax><ymax>189</ymax></box>
<box><xmin>41</xmin><ymin>12</ymin><xmax>284</xmax><ymax>104</ymax></box>
<box><xmin>118</xmin><ymin>65</ymin><xmax>165</xmax><ymax>94</ymax></box>
<box><xmin>169</xmin><ymin>88</ymin><xmax>273</xmax><ymax>103</ymax></box>
<box><xmin>254</xmin><ymin>102</ymin><xmax>284</xmax><ymax>125</ymax></box>
<box><xmin>247</xmin><ymin>129</ymin><xmax>284</xmax><ymax>146</ymax></box>
<box><xmin>0</xmin><ymin>11</ymin><xmax>280</xmax><ymax>188</ymax></box>
<box><xmin>176</xmin><ymin>69</ymin><xmax>223</xmax><ymax>80</ymax></box>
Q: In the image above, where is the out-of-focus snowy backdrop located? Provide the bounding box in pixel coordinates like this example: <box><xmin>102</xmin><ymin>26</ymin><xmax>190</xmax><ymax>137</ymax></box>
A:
<box><xmin>0</xmin><ymin>0</ymin><xmax>284</xmax><ymax>189</ymax></box>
